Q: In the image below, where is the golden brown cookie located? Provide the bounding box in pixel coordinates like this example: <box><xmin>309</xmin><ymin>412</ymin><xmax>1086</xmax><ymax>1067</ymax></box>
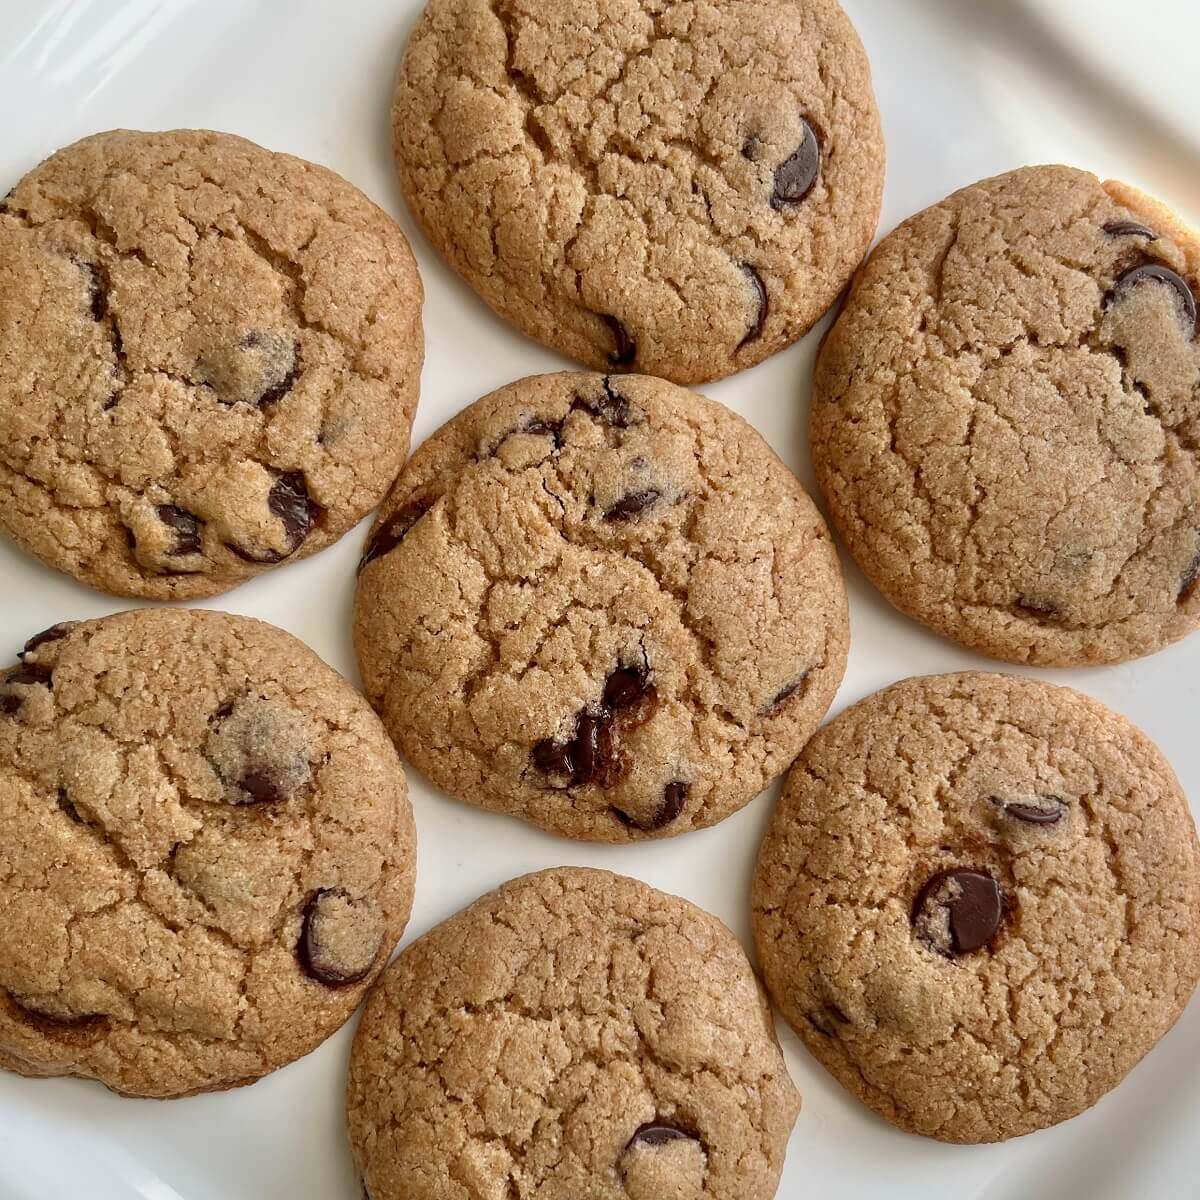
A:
<box><xmin>354</xmin><ymin>371</ymin><xmax>848</xmax><ymax>841</ymax></box>
<box><xmin>0</xmin><ymin>129</ymin><xmax>423</xmax><ymax>599</ymax></box>
<box><xmin>812</xmin><ymin>165</ymin><xmax>1200</xmax><ymax>665</ymax></box>
<box><xmin>348</xmin><ymin>867</ymin><xmax>800</xmax><ymax>1199</ymax></box>
<box><xmin>0</xmin><ymin>609</ymin><xmax>416</xmax><ymax>1098</ymax></box>
<box><xmin>752</xmin><ymin>672</ymin><xmax>1200</xmax><ymax>1142</ymax></box>
<box><xmin>392</xmin><ymin>0</ymin><xmax>883</xmax><ymax>383</ymax></box>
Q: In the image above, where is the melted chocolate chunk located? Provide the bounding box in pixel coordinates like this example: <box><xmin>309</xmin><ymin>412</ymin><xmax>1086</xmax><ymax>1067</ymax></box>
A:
<box><xmin>1180</xmin><ymin>547</ymin><xmax>1200</xmax><ymax>602</ymax></box>
<box><xmin>156</xmin><ymin>505</ymin><xmax>202</xmax><ymax>556</ymax></box>
<box><xmin>534</xmin><ymin>662</ymin><xmax>659</xmax><ymax>791</ymax></box>
<box><xmin>207</xmin><ymin>698</ymin><xmax>312</xmax><ymax>805</ymax></box>
<box><xmin>1015</xmin><ymin>596</ymin><xmax>1060</xmax><ymax>619</ymax></box>
<box><xmin>2</xmin><ymin>662</ymin><xmax>53</xmax><ymax>709</ymax></box>
<box><xmin>599</xmin><ymin>314</ymin><xmax>637</xmax><ymax>367</ymax></box>
<box><xmin>771</xmin><ymin>119</ymin><xmax>820</xmax><ymax>209</ymax></box>
<box><xmin>572</xmin><ymin>377</ymin><xmax>632</xmax><ymax>428</ymax></box>
<box><xmin>237</xmin><ymin>769</ymin><xmax>287</xmax><ymax>804</ymax></box>
<box><xmin>532</xmin><ymin>737</ymin><xmax>575</xmax><ymax>778</ymax></box>
<box><xmin>806</xmin><ymin>1003</ymin><xmax>849</xmax><ymax>1037</ymax></box>
<box><xmin>604</xmin><ymin>489</ymin><xmax>661</xmax><ymax>522</ymax></box>
<box><xmin>298</xmin><ymin>888</ymin><xmax>381</xmax><ymax>987</ymax></box>
<box><xmin>613</xmin><ymin>781</ymin><xmax>689</xmax><ymax>832</ymax></box>
<box><xmin>358</xmin><ymin>497</ymin><xmax>434</xmax><ymax>573</ymax></box>
<box><xmin>913</xmin><ymin>868</ymin><xmax>1003</xmax><ymax>956</ymax></box>
<box><xmin>656</xmin><ymin>781</ymin><xmax>689</xmax><ymax>827</ymax></box>
<box><xmin>522</xmin><ymin>416</ymin><xmax>565</xmax><ymax>446</ymax></box>
<box><xmin>737</xmin><ymin>264</ymin><xmax>769</xmax><ymax>350</ymax></box>
<box><xmin>254</xmin><ymin>338</ymin><xmax>301</xmax><ymax>407</ymax></box>
<box><xmin>1109</xmin><ymin>263</ymin><xmax>1197</xmax><ymax>334</ymax></box>
<box><xmin>603</xmin><ymin>664</ymin><xmax>653</xmax><ymax>712</ymax></box>
<box><xmin>20</xmin><ymin>622</ymin><xmax>76</xmax><ymax>660</ymax></box>
<box><xmin>56</xmin><ymin>789</ymin><xmax>85</xmax><ymax>824</ymax></box>
<box><xmin>1103</xmin><ymin>220</ymin><xmax>1158</xmax><ymax>241</ymax></box>
<box><xmin>230</xmin><ymin>472</ymin><xmax>317</xmax><ymax>564</ymax></box>
<box><xmin>765</xmin><ymin>674</ymin><xmax>808</xmax><ymax>713</ymax></box>
<box><xmin>573</xmin><ymin>710</ymin><xmax>616</xmax><ymax>787</ymax></box>
<box><xmin>626</xmin><ymin>1124</ymin><xmax>696</xmax><ymax>1152</ymax></box>
<box><xmin>1000</xmin><ymin>795</ymin><xmax>1066</xmax><ymax>825</ymax></box>
<box><xmin>200</xmin><ymin>331</ymin><xmax>299</xmax><ymax>407</ymax></box>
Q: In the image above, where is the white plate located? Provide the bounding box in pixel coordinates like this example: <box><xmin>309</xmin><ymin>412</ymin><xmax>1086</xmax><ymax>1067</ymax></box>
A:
<box><xmin>1</xmin><ymin>2</ymin><xmax>1198</xmax><ymax>1197</ymax></box>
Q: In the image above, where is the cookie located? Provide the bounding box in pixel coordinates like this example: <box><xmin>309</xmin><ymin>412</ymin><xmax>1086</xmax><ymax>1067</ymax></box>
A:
<box><xmin>811</xmin><ymin>165</ymin><xmax>1200</xmax><ymax>665</ymax></box>
<box><xmin>0</xmin><ymin>608</ymin><xmax>416</xmax><ymax>1098</ymax></box>
<box><xmin>0</xmin><ymin>129</ymin><xmax>423</xmax><ymax>600</ymax></box>
<box><xmin>354</xmin><ymin>370</ymin><xmax>848</xmax><ymax>841</ymax></box>
<box><xmin>752</xmin><ymin>672</ymin><xmax>1200</xmax><ymax>1143</ymax></box>
<box><xmin>391</xmin><ymin>0</ymin><xmax>883</xmax><ymax>384</ymax></box>
<box><xmin>348</xmin><ymin>867</ymin><xmax>799</xmax><ymax>1199</ymax></box>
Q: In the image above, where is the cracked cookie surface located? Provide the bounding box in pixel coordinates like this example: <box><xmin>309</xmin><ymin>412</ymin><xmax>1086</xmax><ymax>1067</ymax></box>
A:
<box><xmin>0</xmin><ymin>129</ymin><xmax>423</xmax><ymax>599</ymax></box>
<box><xmin>0</xmin><ymin>608</ymin><xmax>416</xmax><ymax>1098</ymax></box>
<box><xmin>812</xmin><ymin>165</ymin><xmax>1200</xmax><ymax>665</ymax></box>
<box><xmin>752</xmin><ymin>672</ymin><xmax>1200</xmax><ymax>1142</ymax></box>
<box><xmin>392</xmin><ymin>0</ymin><xmax>882</xmax><ymax>384</ymax></box>
<box><xmin>348</xmin><ymin>867</ymin><xmax>800</xmax><ymax>1199</ymax></box>
<box><xmin>353</xmin><ymin>371</ymin><xmax>848</xmax><ymax>841</ymax></box>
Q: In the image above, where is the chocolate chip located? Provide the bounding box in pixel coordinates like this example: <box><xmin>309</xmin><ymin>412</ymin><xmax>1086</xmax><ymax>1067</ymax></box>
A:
<box><xmin>358</xmin><ymin>497</ymin><xmax>434</xmax><ymax>573</ymax></box>
<box><xmin>998</xmin><ymin>795</ymin><xmax>1066</xmax><ymax>825</ymax></box>
<box><xmin>1181</xmin><ymin>547</ymin><xmax>1200</xmax><ymax>602</ymax></box>
<box><xmin>156</xmin><ymin>505</ymin><xmax>202</xmax><ymax>556</ymax></box>
<box><xmin>741</xmin><ymin>135</ymin><xmax>760</xmax><ymax>161</ymax></box>
<box><xmin>1109</xmin><ymin>263</ymin><xmax>1197</xmax><ymax>334</ymax></box>
<box><xmin>1</xmin><ymin>662</ymin><xmax>53</xmax><ymax>713</ymax></box>
<box><xmin>19</xmin><ymin>622</ymin><xmax>76</xmax><ymax>659</ymax></box>
<box><xmin>237</xmin><ymin>769</ymin><xmax>287</xmax><ymax>804</ymax></box>
<box><xmin>229</xmin><ymin>471</ymin><xmax>317</xmax><ymax>564</ymax></box>
<box><xmin>298</xmin><ymin>888</ymin><xmax>382</xmax><ymax>987</ymax></box>
<box><xmin>200</xmin><ymin>331</ymin><xmax>299</xmax><ymax>407</ymax></box>
<box><xmin>87</xmin><ymin>273</ymin><xmax>107</xmax><ymax>322</ymax></box>
<box><xmin>771</xmin><ymin>118</ymin><xmax>820</xmax><ymax>209</ymax></box>
<box><xmin>626</xmin><ymin>1124</ymin><xmax>696</xmax><ymax>1152</ymax></box>
<box><xmin>207</xmin><ymin>699</ymin><xmax>312</xmax><ymax>805</ymax></box>
<box><xmin>533</xmin><ymin>710</ymin><xmax>617</xmax><ymax>789</ymax></box>
<box><xmin>912</xmin><ymin>868</ymin><xmax>1003</xmax><ymax>956</ymax></box>
<box><xmin>532</xmin><ymin>737</ymin><xmax>575</xmax><ymax>779</ymax></box>
<box><xmin>600</xmin><ymin>314</ymin><xmax>636</xmax><ymax>367</ymax></box>
<box><xmin>765</xmin><ymin>674</ymin><xmax>808</xmax><ymax>713</ymax></box>
<box><xmin>257</xmin><ymin>346</ymin><xmax>300</xmax><ymax>407</ymax></box>
<box><xmin>737</xmin><ymin>264</ymin><xmax>768</xmax><ymax>350</ymax></box>
<box><xmin>656</xmin><ymin>780</ymin><xmax>689</xmax><ymax>826</ymax></box>
<box><xmin>574</xmin><ymin>710</ymin><xmax>616</xmax><ymax>787</ymax></box>
<box><xmin>533</xmin><ymin>660</ymin><xmax>657</xmax><ymax>791</ymax></box>
<box><xmin>56</xmin><ymin>789</ymin><xmax>84</xmax><ymax>824</ymax></box>
<box><xmin>1103</xmin><ymin>220</ymin><xmax>1158</xmax><ymax>240</ymax></box>
<box><xmin>604</xmin><ymin>489</ymin><xmax>661</xmax><ymax>522</ymax></box>
<box><xmin>1015</xmin><ymin>595</ymin><xmax>1059</xmax><ymax>619</ymax></box>
<box><xmin>603</xmin><ymin>664</ymin><xmax>653</xmax><ymax>712</ymax></box>
<box><xmin>613</xmin><ymin>781</ymin><xmax>689</xmax><ymax>832</ymax></box>
<box><xmin>571</xmin><ymin>377</ymin><xmax>632</xmax><ymax>428</ymax></box>
<box><xmin>806</xmin><ymin>1003</ymin><xmax>848</xmax><ymax>1036</ymax></box>
<box><xmin>522</xmin><ymin>416</ymin><xmax>564</xmax><ymax>446</ymax></box>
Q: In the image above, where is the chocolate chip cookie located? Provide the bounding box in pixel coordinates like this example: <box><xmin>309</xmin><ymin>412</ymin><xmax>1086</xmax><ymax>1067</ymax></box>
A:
<box><xmin>0</xmin><ymin>129</ymin><xmax>423</xmax><ymax>599</ymax></box>
<box><xmin>812</xmin><ymin>165</ymin><xmax>1200</xmax><ymax>665</ymax></box>
<box><xmin>392</xmin><ymin>0</ymin><xmax>883</xmax><ymax>384</ymax></box>
<box><xmin>752</xmin><ymin>672</ymin><xmax>1200</xmax><ymax>1142</ymax></box>
<box><xmin>348</xmin><ymin>867</ymin><xmax>799</xmax><ymax>1199</ymax></box>
<box><xmin>0</xmin><ymin>609</ymin><xmax>415</xmax><ymax>1098</ymax></box>
<box><xmin>354</xmin><ymin>371</ymin><xmax>849</xmax><ymax>841</ymax></box>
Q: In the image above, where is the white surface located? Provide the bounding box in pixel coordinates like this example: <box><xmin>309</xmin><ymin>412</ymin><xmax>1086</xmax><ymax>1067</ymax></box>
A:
<box><xmin>0</xmin><ymin>2</ymin><xmax>1198</xmax><ymax>1197</ymax></box>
